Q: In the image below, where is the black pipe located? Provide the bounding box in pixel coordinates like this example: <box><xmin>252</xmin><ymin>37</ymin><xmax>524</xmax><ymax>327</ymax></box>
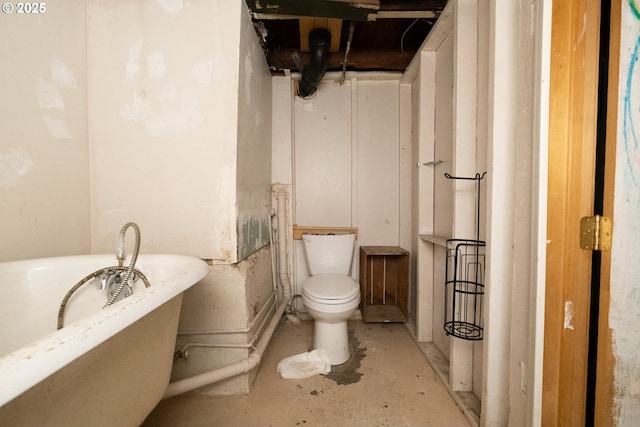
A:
<box><xmin>298</xmin><ymin>28</ymin><xmax>331</xmax><ymax>98</ymax></box>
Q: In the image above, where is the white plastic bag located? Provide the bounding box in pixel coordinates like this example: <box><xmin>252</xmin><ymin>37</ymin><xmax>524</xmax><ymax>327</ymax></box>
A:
<box><xmin>276</xmin><ymin>349</ymin><xmax>331</xmax><ymax>379</ymax></box>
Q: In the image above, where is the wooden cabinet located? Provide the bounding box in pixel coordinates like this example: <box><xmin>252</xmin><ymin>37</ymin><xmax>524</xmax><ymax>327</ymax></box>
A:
<box><xmin>359</xmin><ymin>246</ymin><xmax>409</xmax><ymax>322</ymax></box>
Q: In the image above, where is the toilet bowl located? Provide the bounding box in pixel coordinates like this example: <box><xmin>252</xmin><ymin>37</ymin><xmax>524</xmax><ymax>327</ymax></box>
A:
<box><xmin>300</xmin><ymin>233</ymin><xmax>361</xmax><ymax>365</ymax></box>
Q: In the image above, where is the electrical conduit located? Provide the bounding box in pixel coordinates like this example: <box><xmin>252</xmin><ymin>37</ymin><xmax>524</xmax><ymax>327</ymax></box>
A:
<box><xmin>162</xmin><ymin>189</ymin><xmax>293</xmax><ymax>399</ymax></box>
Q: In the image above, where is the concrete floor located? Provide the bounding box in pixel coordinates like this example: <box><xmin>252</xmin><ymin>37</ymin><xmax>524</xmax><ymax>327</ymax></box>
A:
<box><xmin>143</xmin><ymin>319</ymin><xmax>472</xmax><ymax>427</ymax></box>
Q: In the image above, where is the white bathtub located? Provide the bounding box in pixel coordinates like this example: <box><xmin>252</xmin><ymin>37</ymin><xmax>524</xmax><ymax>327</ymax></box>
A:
<box><xmin>0</xmin><ymin>254</ymin><xmax>208</xmax><ymax>427</ymax></box>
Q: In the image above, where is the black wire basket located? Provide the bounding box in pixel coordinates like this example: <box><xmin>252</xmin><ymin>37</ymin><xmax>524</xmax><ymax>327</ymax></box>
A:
<box><xmin>444</xmin><ymin>239</ymin><xmax>485</xmax><ymax>341</ymax></box>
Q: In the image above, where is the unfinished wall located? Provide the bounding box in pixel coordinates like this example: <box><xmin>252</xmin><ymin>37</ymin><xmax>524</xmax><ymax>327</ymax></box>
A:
<box><xmin>172</xmin><ymin>246</ymin><xmax>274</xmax><ymax>395</ymax></box>
<box><xmin>236</xmin><ymin>3</ymin><xmax>273</xmax><ymax>261</ymax></box>
<box><xmin>412</xmin><ymin>4</ymin><xmax>485</xmax><ymax>419</ymax></box>
<box><xmin>431</xmin><ymin>29</ymin><xmax>455</xmax><ymax>363</ymax></box>
<box><xmin>171</xmin><ymin>2</ymin><xmax>276</xmax><ymax>394</ymax></box>
<box><xmin>278</xmin><ymin>74</ymin><xmax>412</xmax><ymax>300</ymax></box>
<box><xmin>0</xmin><ymin>4</ymin><xmax>90</xmax><ymax>261</ymax></box>
<box><xmin>484</xmin><ymin>0</ymin><xmax>551</xmax><ymax>426</ymax></box>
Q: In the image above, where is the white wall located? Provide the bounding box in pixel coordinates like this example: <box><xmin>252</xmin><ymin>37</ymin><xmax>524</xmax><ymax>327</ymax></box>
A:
<box><xmin>431</xmin><ymin>28</ymin><xmax>456</xmax><ymax>364</ymax></box>
<box><xmin>85</xmin><ymin>0</ymin><xmax>275</xmax><ymax>395</ymax></box>
<box><xmin>412</xmin><ymin>0</ymin><xmax>484</xmax><ymax>402</ymax></box>
<box><xmin>484</xmin><ymin>0</ymin><xmax>551</xmax><ymax>426</ymax></box>
<box><xmin>0</xmin><ymin>0</ymin><xmax>274</xmax><ymax>396</ymax></box>
<box><xmin>355</xmin><ymin>80</ymin><xmax>403</xmax><ymax>244</ymax></box>
<box><xmin>87</xmin><ymin>0</ymin><xmax>244</xmax><ymax>262</ymax></box>
<box><xmin>237</xmin><ymin>5</ymin><xmax>273</xmax><ymax>260</ymax></box>
<box><xmin>294</xmin><ymin>80</ymin><xmax>353</xmax><ymax>227</ymax></box>
<box><xmin>0</xmin><ymin>4</ymin><xmax>90</xmax><ymax>262</ymax></box>
<box><xmin>272</xmin><ymin>77</ymin><xmax>294</xmax><ymax>186</ymax></box>
<box><xmin>273</xmin><ymin>74</ymin><xmax>412</xmax><ymax>296</ymax></box>
<box><xmin>409</xmin><ymin>71</ymin><xmax>422</xmax><ymax>323</ymax></box>
<box><xmin>410</xmin><ymin>2</ymin><xmax>548</xmax><ymax>425</ymax></box>
<box><xmin>433</xmin><ymin>31</ymin><xmax>455</xmax><ymax>238</ymax></box>
<box><xmin>175</xmin><ymin>1</ymin><xmax>274</xmax><ymax>395</ymax></box>
<box><xmin>292</xmin><ymin>76</ymin><xmax>410</xmax><ymax>244</ymax></box>
<box><xmin>608</xmin><ymin>2</ymin><xmax>640</xmax><ymax>424</ymax></box>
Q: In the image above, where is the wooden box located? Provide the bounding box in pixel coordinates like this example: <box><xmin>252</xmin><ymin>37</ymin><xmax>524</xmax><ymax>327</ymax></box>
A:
<box><xmin>359</xmin><ymin>246</ymin><xmax>409</xmax><ymax>322</ymax></box>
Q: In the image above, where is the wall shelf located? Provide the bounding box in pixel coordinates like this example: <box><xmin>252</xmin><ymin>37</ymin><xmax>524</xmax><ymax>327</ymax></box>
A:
<box><xmin>419</xmin><ymin>234</ymin><xmax>451</xmax><ymax>247</ymax></box>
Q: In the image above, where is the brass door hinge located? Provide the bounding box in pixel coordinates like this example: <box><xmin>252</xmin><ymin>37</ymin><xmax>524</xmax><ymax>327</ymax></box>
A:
<box><xmin>580</xmin><ymin>215</ymin><xmax>612</xmax><ymax>251</ymax></box>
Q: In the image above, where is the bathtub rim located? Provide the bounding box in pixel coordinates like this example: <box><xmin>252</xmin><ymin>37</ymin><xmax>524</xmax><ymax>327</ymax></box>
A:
<box><xmin>0</xmin><ymin>253</ymin><xmax>208</xmax><ymax>408</ymax></box>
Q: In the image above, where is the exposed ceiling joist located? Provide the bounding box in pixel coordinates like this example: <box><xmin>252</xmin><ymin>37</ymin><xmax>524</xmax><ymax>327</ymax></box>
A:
<box><xmin>245</xmin><ymin>0</ymin><xmax>447</xmax><ymax>74</ymax></box>
<box><xmin>376</xmin><ymin>10</ymin><xmax>438</xmax><ymax>18</ymax></box>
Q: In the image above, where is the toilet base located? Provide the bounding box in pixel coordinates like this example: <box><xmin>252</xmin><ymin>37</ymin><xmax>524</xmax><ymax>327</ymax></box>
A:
<box><xmin>313</xmin><ymin>320</ymin><xmax>350</xmax><ymax>365</ymax></box>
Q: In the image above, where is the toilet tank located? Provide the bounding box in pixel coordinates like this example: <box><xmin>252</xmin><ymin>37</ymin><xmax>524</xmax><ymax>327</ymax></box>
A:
<box><xmin>302</xmin><ymin>233</ymin><xmax>355</xmax><ymax>275</ymax></box>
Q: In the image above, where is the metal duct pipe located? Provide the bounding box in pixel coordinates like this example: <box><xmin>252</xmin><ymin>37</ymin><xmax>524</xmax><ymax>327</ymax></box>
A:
<box><xmin>298</xmin><ymin>28</ymin><xmax>331</xmax><ymax>99</ymax></box>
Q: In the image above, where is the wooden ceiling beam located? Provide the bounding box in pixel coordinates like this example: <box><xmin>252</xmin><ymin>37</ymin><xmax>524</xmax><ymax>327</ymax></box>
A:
<box><xmin>299</xmin><ymin>18</ymin><xmax>342</xmax><ymax>52</ymax></box>
<box><xmin>266</xmin><ymin>48</ymin><xmax>416</xmax><ymax>72</ymax></box>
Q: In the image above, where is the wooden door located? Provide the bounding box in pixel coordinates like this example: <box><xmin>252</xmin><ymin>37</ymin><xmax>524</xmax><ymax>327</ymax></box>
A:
<box><xmin>543</xmin><ymin>0</ymin><xmax>635</xmax><ymax>425</ymax></box>
<box><xmin>543</xmin><ymin>0</ymin><xmax>602</xmax><ymax>426</ymax></box>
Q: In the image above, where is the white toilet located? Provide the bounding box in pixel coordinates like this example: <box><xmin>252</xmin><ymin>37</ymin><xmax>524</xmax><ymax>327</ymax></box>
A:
<box><xmin>301</xmin><ymin>232</ymin><xmax>361</xmax><ymax>365</ymax></box>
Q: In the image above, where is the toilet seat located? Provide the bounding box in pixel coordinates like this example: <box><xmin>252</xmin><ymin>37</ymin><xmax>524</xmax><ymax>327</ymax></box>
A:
<box><xmin>303</xmin><ymin>290</ymin><xmax>360</xmax><ymax>306</ymax></box>
<box><xmin>300</xmin><ymin>272</ymin><xmax>361</xmax><ymax>364</ymax></box>
<box><xmin>302</xmin><ymin>274</ymin><xmax>360</xmax><ymax>303</ymax></box>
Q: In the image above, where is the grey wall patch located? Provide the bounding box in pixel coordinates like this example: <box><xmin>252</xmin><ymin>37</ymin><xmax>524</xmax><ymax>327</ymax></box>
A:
<box><xmin>239</xmin><ymin>216</ymin><xmax>270</xmax><ymax>260</ymax></box>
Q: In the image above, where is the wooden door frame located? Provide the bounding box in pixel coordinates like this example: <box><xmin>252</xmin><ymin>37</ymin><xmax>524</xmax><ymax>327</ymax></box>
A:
<box><xmin>594</xmin><ymin>0</ymin><xmax>621</xmax><ymax>423</ymax></box>
<box><xmin>543</xmin><ymin>0</ymin><xmax>602</xmax><ymax>426</ymax></box>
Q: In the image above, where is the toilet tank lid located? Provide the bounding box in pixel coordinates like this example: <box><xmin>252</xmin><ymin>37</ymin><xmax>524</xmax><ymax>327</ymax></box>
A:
<box><xmin>303</xmin><ymin>274</ymin><xmax>359</xmax><ymax>300</ymax></box>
